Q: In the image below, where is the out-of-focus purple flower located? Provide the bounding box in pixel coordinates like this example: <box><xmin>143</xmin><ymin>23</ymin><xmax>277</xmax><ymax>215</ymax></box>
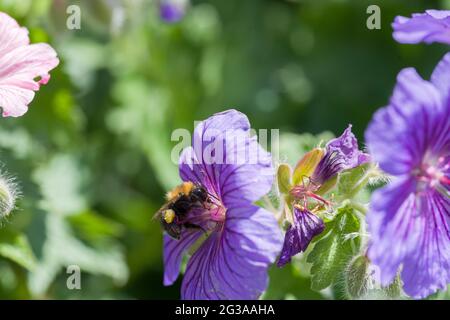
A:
<box><xmin>277</xmin><ymin>207</ymin><xmax>324</xmax><ymax>267</ymax></box>
<box><xmin>163</xmin><ymin>109</ymin><xmax>283</xmax><ymax>300</ymax></box>
<box><xmin>159</xmin><ymin>0</ymin><xmax>188</xmax><ymax>23</ymax></box>
<box><xmin>365</xmin><ymin>53</ymin><xmax>450</xmax><ymax>299</ymax></box>
<box><xmin>278</xmin><ymin>126</ymin><xmax>369</xmax><ymax>266</ymax></box>
<box><xmin>392</xmin><ymin>10</ymin><xmax>450</xmax><ymax>45</ymax></box>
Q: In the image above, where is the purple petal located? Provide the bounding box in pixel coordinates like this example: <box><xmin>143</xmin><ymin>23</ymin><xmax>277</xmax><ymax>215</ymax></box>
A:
<box><xmin>431</xmin><ymin>52</ymin><xmax>450</xmax><ymax>103</ymax></box>
<box><xmin>277</xmin><ymin>207</ymin><xmax>324</xmax><ymax>267</ymax></box>
<box><xmin>365</xmin><ymin>67</ymin><xmax>448</xmax><ymax>175</ymax></box>
<box><xmin>392</xmin><ymin>10</ymin><xmax>450</xmax><ymax>45</ymax></box>
<box><xmin>179</xmin><ymin>146</ymin><xmax>207</xmax><ymax>187</ymax></box>
<box><xmin>368</xmin><ymin>178</ymin><xmax>450</xmax><ymax>298</ymax></box>
<box><xmin>159</xmin><ymin>0</ymin><xmax>186</xmax><ymax>23</ymax></box>
<box><xmin>327</xmin><ymin>125</ymin><xmax>369</xmax><ymax>168</ymax></box>
<box><xmin>181</xmin><ymin>205</ymin><xmax>282</xmax><ymax>300</ymax></box>
<box><xmin>367</xmin><ymin>177</ymin><xmax>421</xmax><ymax>285</ymax></box>
<box><xmin>179</xmin><ymin>109</ymin><xmax>274</xmax><ymax>204</ymax></box>
<box><xmin>312</xmin><ymin>125</ymin><xmax>369</xmax><ymax>183</ymax></box>
<box><xmin>163</xmin><ymin>230</ymin><xmax>203</xmax><ymax>286</ymax></box>
<box><xmin>401</xmin><ymin>190</ymin><xmax>450</xmax><ymax>298</ymax></box>
<box><xmin>219</xmin><ymin>132</ymin><xmax>273</xmax><ymax>207</ymax></box>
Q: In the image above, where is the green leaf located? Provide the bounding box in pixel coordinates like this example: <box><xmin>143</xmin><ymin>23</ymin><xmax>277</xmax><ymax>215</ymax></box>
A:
<box><xmin>32</xmin><ymin>155</ymin><xmax>88</xmax><ymax>216</ymax></box>
<box><xmin>68</xmin><ymin>210</ymin><xmax>125</xmax><ymax>243</ymax></box>
<box><xmin>428</xmin><ymin>285</ymin><xmax>450</xmax><ymax>300</ymax></box>
<box><xmin>337</xmin><ymin>163</ymin><xmax>372</xmax><ymax>200</ymax></box>
<box><xmin>262</xmin><ymin>265</ymin><xmax>325</xmax><ymax>300</ymax></box>
<box><xmin>107</xmin><ymin>78</ymin><xmax>179</xmax><ymax>190</ymax></box>
<box><xmin>28</xmin><ymin>214</ymin><xmax>128</xmax><ymax>297</ymax></box>
<box><xmin>0</xmin><ymin>234</ymin><xmax>37</xmax><ymax>271</ymax></box>
<box><xmin>307</xmin><ymin>205</ymin><xmax>361</xmax><ymax>291</ymax></box>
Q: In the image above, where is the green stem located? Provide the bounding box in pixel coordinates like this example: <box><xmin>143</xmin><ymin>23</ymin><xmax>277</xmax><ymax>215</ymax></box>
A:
<box><xmin>349</xmin><ymin>200</ymin><xmax>367</xmax><ymax>215</ymax></box>
<box><xmin>349</xmin><ymin>200</ymin><xmax>369</xmax><ymax>249</ymax></box>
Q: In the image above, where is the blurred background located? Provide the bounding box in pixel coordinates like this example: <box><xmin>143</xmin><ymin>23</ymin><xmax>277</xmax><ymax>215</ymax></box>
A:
<box><xmin>0</xmin><ymin>0</ymin><xmax>448</xmax><ymax>299</ymax></box>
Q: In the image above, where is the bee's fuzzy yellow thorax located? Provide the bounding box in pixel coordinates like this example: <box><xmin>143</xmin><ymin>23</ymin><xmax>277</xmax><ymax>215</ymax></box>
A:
<box><xmin>165</xmin><ymin>181</ymin><xmax>195</xmax><ymax>201</ymax></box>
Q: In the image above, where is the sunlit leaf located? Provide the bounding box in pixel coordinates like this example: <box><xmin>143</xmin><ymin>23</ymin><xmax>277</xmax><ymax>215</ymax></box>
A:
<box><xmin>307</xmin><ymin>205</ymin><xmax>361</xmax><ymax>291</ymax></box>
<box><xmin>0</xmin><ymin>234</ymin><xmax>37</xmax><ymax>271</ymax></box>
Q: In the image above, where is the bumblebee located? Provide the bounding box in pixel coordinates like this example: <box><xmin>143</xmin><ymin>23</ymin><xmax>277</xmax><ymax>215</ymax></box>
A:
<box><xmin>155</xmin><ymin>181</ymin><xmax>209</xmax><ymax>239</ymax></box>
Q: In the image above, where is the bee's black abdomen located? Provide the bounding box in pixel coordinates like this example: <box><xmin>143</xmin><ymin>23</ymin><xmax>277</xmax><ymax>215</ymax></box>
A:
<box><xmin>170</xmin><ymin>195</ymin><xmax>191</xmax><ymax>215</ymax></box>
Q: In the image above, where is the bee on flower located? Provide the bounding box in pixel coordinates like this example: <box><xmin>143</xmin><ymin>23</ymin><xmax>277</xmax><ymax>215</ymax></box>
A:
<box><xmin>159</xmin><ymin>109</ymin><xmax>282</xmax><ymax>300</ymax></box>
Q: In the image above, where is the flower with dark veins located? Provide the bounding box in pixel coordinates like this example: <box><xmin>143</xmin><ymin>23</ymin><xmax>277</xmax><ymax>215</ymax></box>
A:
<box><xmin>365</xmin><ymin>53</ymin><xmax>450</xmax><ymax>299</ymax></box>
<box><xmin>163</xmin><ymin>109</ymin><xmax>283</xmax><ymax>300</ymax></box>
<box><xmin>277</xmin><ymin>206</ymin><xmax>324</xmax><ymax>267</ymax></box>
<box><xmin>312</xmin><ymin>125</ymin><xmax>370</xmax><ymax>185</ymax></box>
<box><xmin>278</xmin><ymin>126</ymin><xmax>369</xmax><ymax>267</ymax></box>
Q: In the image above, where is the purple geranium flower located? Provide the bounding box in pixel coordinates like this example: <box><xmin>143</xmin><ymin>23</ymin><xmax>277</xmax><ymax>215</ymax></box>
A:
<box><xmin>159</xmin><ymin>0</ymin><xmax>188</xmax><ymax>23</ymax></box>
<box><xmin>278</xmin><ymin>126</ymin><xmax>369</xmax><ymax>267</ymax></box>
<box><xmin>365</xmin><ymin>53</ymin><xmax>450</xmax><ymax>298</ymax></box>
<box><xmin>392</xmin><ymin>10</ymin><xmax>450</xmax><ymax>45</ymax></box>
<box><xmin>163</xmin><ymin>109</ymin><xmax>283</xmax><ymax>299</ymax></box>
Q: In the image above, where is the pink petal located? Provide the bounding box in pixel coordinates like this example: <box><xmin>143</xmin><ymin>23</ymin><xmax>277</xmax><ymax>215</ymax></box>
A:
<box><xmin>0</xmin><ymin>12</ymin><xmax>29</xmax><ymax>57</ymax></box>
<box><xmin>0</xmin><ymin>13</ymin><xmax>59</xmax><ymax>117</ymax></box>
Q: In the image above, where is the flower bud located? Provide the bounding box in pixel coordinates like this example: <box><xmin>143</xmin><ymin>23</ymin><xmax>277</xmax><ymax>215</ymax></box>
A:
<box><xmin>345</xmin><ymin>255</ymin><xmax>370</xmax><ymax>299</ymax></box>
<box><xmin>345</xmin><ymin>254</ymin><xmax>403</xmax><ymax>300</ymax></box>
<box><xmin>0</xmin><ymin>173</ymin><xmax>18</xmax><ymax>219</ymax></box>
<box><xmin>277</xmin><ymin>163</ymin><xmax>292</xmax><ymax>194</ymax></box>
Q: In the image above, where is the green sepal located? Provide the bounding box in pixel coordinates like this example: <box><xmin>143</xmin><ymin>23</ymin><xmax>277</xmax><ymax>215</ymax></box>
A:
<box><xmin>292</xmin><ymin>148</ymin><xmax>324</xmax><ymax>186</ymax></box>
<box><xmin>316</xmin><ymin>174</ymin><xmax>337</xmax><ymax>196</ymax></box>
<box><xmin>337</xmin><ymin>163</ymin><xmax>373</xmax><ymax>200</ymax></box>
<box><xmin>277</xmin><ymin>163</ymin><xmax>293</xmax><ymax>194</ymax></box>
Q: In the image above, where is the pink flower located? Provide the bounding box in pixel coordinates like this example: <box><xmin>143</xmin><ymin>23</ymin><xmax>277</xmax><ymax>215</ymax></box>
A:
<box><xmin>0</xmin><ymin>12</ymin><xmax>59</xmax><ymax>117</ymax></box>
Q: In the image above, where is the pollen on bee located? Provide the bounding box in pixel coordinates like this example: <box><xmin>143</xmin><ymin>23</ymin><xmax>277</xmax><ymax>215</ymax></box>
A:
<box><xmin>164</xmin><ymin>209</ymin><xmax>176</xmax><ymax>224</ymax></box>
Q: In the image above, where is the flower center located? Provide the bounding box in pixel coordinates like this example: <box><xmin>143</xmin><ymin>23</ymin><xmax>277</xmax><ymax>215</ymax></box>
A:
<box><xmin>208</xmin><ymin>201</ymin><xmax>227</xmax><ymax>222</ymax></box>
<box><xmin>289</xmin><ymin>182</ymin><xmax>331</xmax><ymax>210</ymax></box>
<box><xmin>180</xmin><ymin>191</ymin><xmax>227</xmax><ymax>234</ymax></box>
<box><xmin>417</xmin><ymin>156</ymin><xmax>449</xmax><ymax>188</ymax></box>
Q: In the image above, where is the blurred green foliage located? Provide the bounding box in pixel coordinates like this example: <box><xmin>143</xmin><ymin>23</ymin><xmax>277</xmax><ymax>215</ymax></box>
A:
<box><xmin>0</xmin><ymin>0</ymin><xmax>449</xmax><ymax>299</ymax></box>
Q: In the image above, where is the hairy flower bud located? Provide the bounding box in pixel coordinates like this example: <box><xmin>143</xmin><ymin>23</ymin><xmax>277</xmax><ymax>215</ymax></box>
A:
<box><xmin>345</xmin><ymin>254</ymin><xmax>403</xmax><ymax>300</ymax></box>
<box><xmin>0</xmin><ymin>173</ymin><xmax>19</xmax><ymax>219</ymax></box>
<box><xmin>345</xmin><ymin>255</ymin><xmax>371</xmax><ymax>299</ymax></box>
